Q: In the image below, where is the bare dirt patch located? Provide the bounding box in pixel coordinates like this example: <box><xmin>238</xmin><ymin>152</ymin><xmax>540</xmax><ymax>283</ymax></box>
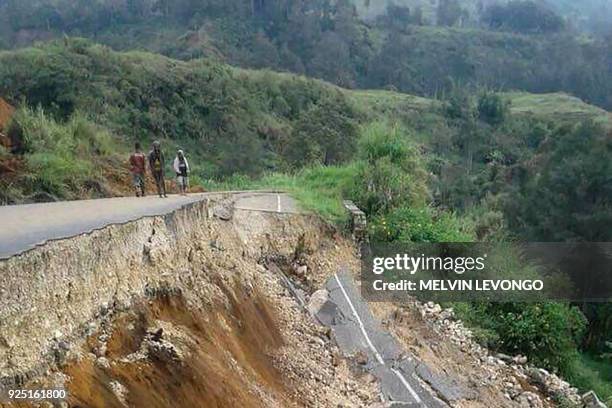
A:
<box><xmin>63</xmin><ymin>288</ymin><xmax>290</xmax><ymax>408</ymax></box>
<box><xmin>0</xmin><ymin>98</ymin><xmax>13</xmax><ymax>134</ymax></box>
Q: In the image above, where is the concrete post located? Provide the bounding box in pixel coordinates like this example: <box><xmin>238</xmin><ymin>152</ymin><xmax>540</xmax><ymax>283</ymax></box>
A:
<box><xmin>343</xmin><ymin>200</ymin><xmax>367</xmax><ymax>243</ymax></box>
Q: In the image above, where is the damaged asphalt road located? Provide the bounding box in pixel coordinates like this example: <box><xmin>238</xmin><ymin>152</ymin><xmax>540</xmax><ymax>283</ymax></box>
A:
<box><xmin>315</xmin><ymin>271</ymin><xmax>474</xmax><ymax>408</ymax></box>
<box><xmin>0</xmin><ymin>191</ymin><xmax>295</xmax><ymax>259</ymax></box>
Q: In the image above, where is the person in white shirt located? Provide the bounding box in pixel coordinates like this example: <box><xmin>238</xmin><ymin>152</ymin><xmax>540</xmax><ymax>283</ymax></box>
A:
<box><xmin>173</xmin><ymin>149</ymin><xmax>190</xmax><ymax>196</ymax></box>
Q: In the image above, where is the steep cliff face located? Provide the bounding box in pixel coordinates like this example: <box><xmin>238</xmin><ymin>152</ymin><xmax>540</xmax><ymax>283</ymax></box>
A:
<box><xmin>0</xmin><ymin>197</ymin><xmax>379</xmax><ymax>407</ymax></box>
<box><xmin>0</xmin><ymin>200</ymin><xmax>212</xmax><ymax>381</ymax></box>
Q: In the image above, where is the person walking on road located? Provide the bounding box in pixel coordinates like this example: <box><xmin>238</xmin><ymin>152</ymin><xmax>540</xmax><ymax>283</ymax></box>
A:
<box><xmin>129</xmin><ymin>142</ymin><xmax>146</xmax><ymax>197</ymax></box>
<box><xmin>173</xmin><ymin>149</ymin><xmax>190</xmax><ymax>196</ymax></box>
<box><xmin>148</xmin><ymin>141</ymin><xmax>167</xmax><ymax>198</ymax></box>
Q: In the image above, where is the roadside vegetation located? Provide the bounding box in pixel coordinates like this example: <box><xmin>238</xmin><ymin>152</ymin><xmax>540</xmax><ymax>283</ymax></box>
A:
<box><xmin>0</xmin><ymin>106</ymin><xmax>128</xmax><ymax>203</ymax></box>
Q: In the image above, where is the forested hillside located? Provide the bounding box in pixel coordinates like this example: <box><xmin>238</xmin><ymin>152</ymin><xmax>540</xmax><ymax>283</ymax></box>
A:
<box><xmin>1</xmin><ymin>0</ymin><xmax>611</xmax><ymax>110</ymax></box>
<box><xmin>354</xmin><ymin>0</ymin><xmax>612</xmax><ymax>33</ymax></box>
<box><xmin>1</xmin><ymin>40</ymin><xmax>608</xmax><ymax>203</ymax></box>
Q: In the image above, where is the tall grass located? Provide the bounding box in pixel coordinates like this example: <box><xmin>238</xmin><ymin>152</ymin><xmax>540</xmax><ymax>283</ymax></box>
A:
<box><xmin>9</xmin><ymin>107</ymin><xmax>118</xmax><ymax>199</ymax></box>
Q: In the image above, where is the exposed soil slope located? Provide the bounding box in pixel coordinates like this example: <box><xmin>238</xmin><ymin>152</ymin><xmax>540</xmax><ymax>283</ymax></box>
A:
<box><xmin>0</xmin><ymin>198</ymin><xmax>379</xmax><ymax>407</ymax></box>
<box><xmin>0</xmin><ymin>98</ymin><xmax>13</xmax><ymax>134</ymax></box>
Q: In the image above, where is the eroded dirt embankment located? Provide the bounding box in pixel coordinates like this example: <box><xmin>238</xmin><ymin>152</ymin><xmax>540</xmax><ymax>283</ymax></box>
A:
<box><xmin>0</xmin><ymin>197</ymin><xmax>378</xmax><ymax>407</ymax></box>
<box><xmin>1</xmin><ymin>195</ymin><xmax>572</xmax><ymax>408</ymax></box>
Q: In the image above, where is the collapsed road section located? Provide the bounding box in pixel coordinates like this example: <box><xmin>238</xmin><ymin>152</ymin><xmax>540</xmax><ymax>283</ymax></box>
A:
<box><xmin>0</xmin><ymin>192</ymin><xmax>385</xmax><ymax>407</ymax></box>
<box><xmin>312</xmin><ymin>272</ymin><xmax>476</xmax><ymax>408</ymax></box>
<box><xmin>322</xmin><ymin>272</ymin><xmax>437</xmax><ymax>407</ymax></box>
<box><xmin>0</xmin><ymin>192</ymin><xmax>543</xmax><ymax>408</ymax></box>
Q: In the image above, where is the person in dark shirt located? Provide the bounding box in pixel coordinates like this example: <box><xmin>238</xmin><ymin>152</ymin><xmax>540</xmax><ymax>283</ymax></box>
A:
<box><xmin>148</xmin><ymin>141</ymin><xmax>167</xmax><ymax>198</ymax></box>
<box><xmin>129</xmin><ymin>142</ymin><xmax>146</xmax><ymax>197</ymax></box>
<box><xmin>173</xmin><ymin>149</ymin><xmax>190</xmax><ymax>196</ymax></box>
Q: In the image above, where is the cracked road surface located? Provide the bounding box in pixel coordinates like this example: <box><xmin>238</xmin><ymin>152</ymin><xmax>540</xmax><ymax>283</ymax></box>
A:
<box><xmin>317</xmin><ymin>272</ymin><xmax>455</xmax><ymax>408</ymax></box>
<box><xmin>234</xmin><ymin>191</ymin><xmax>298</xmax><ymax>213</ymax></box>
<box><xmin>0</xmin><ymin>191</ymin><xmax>297</xmax><ymax>259</ymax></box>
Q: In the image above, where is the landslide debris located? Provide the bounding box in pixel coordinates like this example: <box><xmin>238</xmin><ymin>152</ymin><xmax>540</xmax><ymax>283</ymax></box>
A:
<box><xmin>369</xmin><ymin>300</ymin><xmax>585</xmax><ymax>408</ymax></box>
<box><xmin>64</xmin><ymin>290</ymin><xmax>289</xmax><ymax>408</ymax></box>
<box><xmin>0</xmin><ymin>203</ymin><xmax>380</xmax><ymax>408</ymax></box>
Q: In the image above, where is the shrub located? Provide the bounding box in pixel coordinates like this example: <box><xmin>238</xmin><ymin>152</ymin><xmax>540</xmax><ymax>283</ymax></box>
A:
<box><xmin>370</xmin><ymin>206</ymin><xmax>473</xmax><ymax>243</ymax></box>
<box><xmin>8</xmin><ymin>106</ymin><xmax>118</xmax><ymax>198</ymax></box>
<box><xmin>284</xmin><ymin>94</ymin><xmax>359</xmax><ymax>167</ymax></box>
<box><xmin>477</xmin><ymin>92</ymin><xmax>509</xmax><ymax>126</ymax></box>
<box><xmin>443</xmin><ymin>87</ymin><xmax>475</xmax><ymax>121</ymax></box>
<box><xmin>456</xmin><ymin>302</ymin><xmax>588</xmax><ymax>373</ymax></box>
<box><xmin>349</xmin><ymin>122</ymin><xmax>429</xmax><ymax>214</ymax></box>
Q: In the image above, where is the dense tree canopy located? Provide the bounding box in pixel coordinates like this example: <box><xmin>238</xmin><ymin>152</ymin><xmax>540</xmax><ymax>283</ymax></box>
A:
<box><xmin>506</xmin><ymin>121</ymin><xmax>612</xmax><ymax>242</ymax></box>
<box><xmin>482</xmin><ymin>1</ymin><xmax>565</xmax><ymax>33</ymax></box>
<box><xmin>0</xmin><ymin>0</ymin><xmax>610</xmax><ymax>110</ymax></box>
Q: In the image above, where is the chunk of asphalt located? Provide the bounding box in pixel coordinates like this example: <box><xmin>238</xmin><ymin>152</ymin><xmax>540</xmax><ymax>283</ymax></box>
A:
<box><xmin>212</xmin><ymin>205</ymin><xmax>233</xmax><ymax>221</ymax></box>
<box><xmin>317</xmin><ymin>271</ymin><xmax>448</xmax><ymax>408</ymax></box>
<box><xmin>415</xmin><ymin>363</ymin><xmax>478</xmax><ymax>404</ymax></box>
<box><xmin>307</xmin><ymin>289</ymin><xmax>330</xmax><ymax>316</ymax></box>
<box><xmin>315</xmin><ymin>299</ymin><xmax>341</xmax><ymax>326</ymax></box>
<box><xmin>371</xmin><ymin>364</ymin><xmax>423</xmax><ymax>407</ymax></box>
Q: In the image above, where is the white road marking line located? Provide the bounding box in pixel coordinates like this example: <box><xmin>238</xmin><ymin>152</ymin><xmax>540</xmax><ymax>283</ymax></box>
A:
<box><xmin>391</xmin><ymin>367</ymin><xmax>423</xmax><ymax>404</ymax></box>
<box><xmin>333</xmin><ymin>273</ymin><xmax>424</xmax><ymax>405</ymax></box>
<box><xmin>276</xmin><ymin>194</ymin><xmax>282</xmax><ymax>213</ymax></box>
<box><xmin>333</xmin><ymin>274</ymin><xmax>384</xmax><ymax>364</ymax></box>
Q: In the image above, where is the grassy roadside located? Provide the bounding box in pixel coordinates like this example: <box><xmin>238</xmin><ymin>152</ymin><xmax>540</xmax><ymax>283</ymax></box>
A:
<box><xmin>205</xmin><ymin>164</ymin><xmax>357</xmax><ymax>225</ymax></box>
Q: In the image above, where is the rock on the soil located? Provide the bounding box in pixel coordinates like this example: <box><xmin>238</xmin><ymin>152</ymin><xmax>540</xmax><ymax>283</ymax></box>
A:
<box><xmin>307</xmin><ymin>289</ymin><xmax>329</xmax><ymax>316</ymax></box>
<box><xmin>583</xmin><ymin>390</ymin><xmax>608</xmax><ymax>408</ymax></box>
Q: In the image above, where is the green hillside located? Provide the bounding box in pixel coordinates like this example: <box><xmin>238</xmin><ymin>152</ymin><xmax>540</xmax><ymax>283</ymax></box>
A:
<box><xmin>350</xmin><ymin>88</ymin><xmax>612</xmax><ymax>126</ymax></box>
<box><xmin>0</xmin><ymin>40</ymin><xmax>358</xmax><ymax>202</ymax></box>
<box><xmin>1</xmin><ymin>39</ymin><xmax>609</xmax><ymax>205</ymax></box>
<box><xmin>506</xmin><ymin>91</ymin><xmax>612</xmax><ymax>126</ymax></box>
<box><xmin>0</xmin><ymin>0</ymin><xmax>610</xmax><ymax>111</ymax></box>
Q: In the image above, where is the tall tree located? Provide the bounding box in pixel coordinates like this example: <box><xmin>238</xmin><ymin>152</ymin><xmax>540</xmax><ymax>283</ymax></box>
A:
<box><xmin>437</xmin><ymin>0</ymin><xmax>464</xmax><ymax>27</ymax></box>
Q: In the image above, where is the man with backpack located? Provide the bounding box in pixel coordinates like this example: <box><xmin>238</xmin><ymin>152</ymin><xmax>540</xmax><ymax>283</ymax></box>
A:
<box><xmin>148</xmin><ymin>141</ymin><xmax>167</xmax><ymax>198</ymax></box>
